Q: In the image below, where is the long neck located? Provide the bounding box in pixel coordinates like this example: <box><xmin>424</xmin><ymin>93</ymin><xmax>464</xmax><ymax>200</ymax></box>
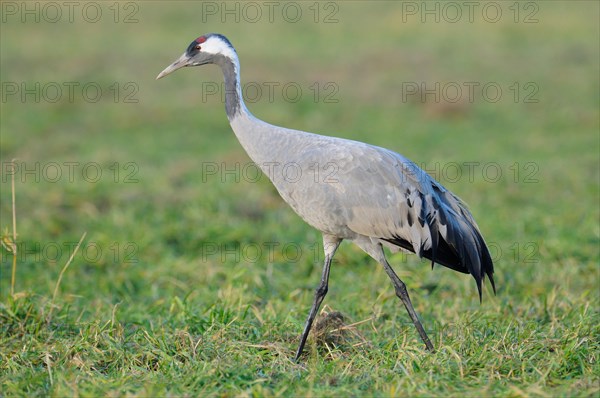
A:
<box><xmin>213</xmin><ymin>52</ymin><xmax>284</xmax><ymax>168</ymax></box>
<box><xmin>215</xmin><ymin>54</ymin><xmax>248</xmax><ymax>121</ymax></box>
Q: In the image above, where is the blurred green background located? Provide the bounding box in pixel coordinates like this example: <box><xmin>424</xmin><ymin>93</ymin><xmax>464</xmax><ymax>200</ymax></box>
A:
<box><xmin>1</xmin><ymin>1</ymin><xmax>598</xmax><ymax>396</ymax></box>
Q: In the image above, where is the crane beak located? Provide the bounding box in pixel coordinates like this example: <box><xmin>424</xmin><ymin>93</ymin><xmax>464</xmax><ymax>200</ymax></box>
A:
<box><xmin>156</xmin><ymin>53</ymin><xmax>192</xmax><ymax>80</ymax></box>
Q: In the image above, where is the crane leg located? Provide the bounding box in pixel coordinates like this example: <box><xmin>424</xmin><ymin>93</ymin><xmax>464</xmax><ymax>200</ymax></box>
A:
<box><xmin>354</xmin><ymin>239</ymin><xmax>435</xmax><ymax>352</ymax></box>
<box><xmin>379</xmin><ymin>256</ymin><xmax>435</xmax><ymax>352</ymax></box>
<box><xmin>294</xmin><ymin>235</ymin><xmax>341</xmax><ymax>361</ymax></box>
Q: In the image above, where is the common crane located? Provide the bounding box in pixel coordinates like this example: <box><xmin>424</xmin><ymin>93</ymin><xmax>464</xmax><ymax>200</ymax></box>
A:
<box><xmin>157</xmin><ymin>33</ymin><xmax>496</xmax><ymax>360</ymax></box>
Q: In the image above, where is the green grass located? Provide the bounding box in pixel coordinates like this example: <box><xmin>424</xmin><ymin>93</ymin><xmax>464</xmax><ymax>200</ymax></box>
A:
<box><xmin>1</xmin><ymin>1</ymin><xmax>599</xmax><ymax>396</ymax></box>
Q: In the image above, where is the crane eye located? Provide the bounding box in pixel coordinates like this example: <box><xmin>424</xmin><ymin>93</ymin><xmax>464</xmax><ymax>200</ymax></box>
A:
<box><xmin>195</xmin><ymin>45</ymin><xmax>201</xmax><ymax>50</ymax></box>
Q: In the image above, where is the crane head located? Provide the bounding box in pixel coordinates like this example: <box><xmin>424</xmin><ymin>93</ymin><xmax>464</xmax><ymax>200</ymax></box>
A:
<box><xmin>156</xmin><ymin>33</ymin><xmax>236</xmax><ymax>80</ymax></box>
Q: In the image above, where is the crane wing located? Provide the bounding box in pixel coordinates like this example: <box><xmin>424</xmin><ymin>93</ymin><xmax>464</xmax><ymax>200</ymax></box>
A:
<box><xmin>274</xmin><ymin>135</ymin><xmax>495</xmax><ymax>299</ymax></box>
<box><xmin>343</xmin><ymin>144</ymin><xmax>495</xmax><ymax>299</ymax></box>
<box><xmin>246</xmin><ymin>125</ymin><xmax>495</xmax><ymax>300</ymax></box>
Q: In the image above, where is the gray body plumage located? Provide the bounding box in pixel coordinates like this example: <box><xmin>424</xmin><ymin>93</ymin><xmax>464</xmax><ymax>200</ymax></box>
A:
<box><xmin>157</xmin><ymin>33</ymin><xmax>496</xmax><ymax>359</ymax></box>
<box><xmin>231</xmin><ymin>112</ymin><xmax>493</xmax><ymax>293</ymax></box>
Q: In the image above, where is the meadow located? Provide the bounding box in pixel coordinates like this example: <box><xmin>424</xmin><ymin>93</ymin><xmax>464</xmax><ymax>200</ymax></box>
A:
<box><xmin>1</xmin><ymin>1</ymin><xmax>598</xmax><ymax>396</ymax></box>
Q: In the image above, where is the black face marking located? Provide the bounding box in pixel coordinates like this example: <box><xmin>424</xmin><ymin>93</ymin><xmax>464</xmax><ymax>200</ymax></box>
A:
<box><xmin>186</xmin><ymin>40</ymin><xmax>202</xmax><ymax>57</ymax></box>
